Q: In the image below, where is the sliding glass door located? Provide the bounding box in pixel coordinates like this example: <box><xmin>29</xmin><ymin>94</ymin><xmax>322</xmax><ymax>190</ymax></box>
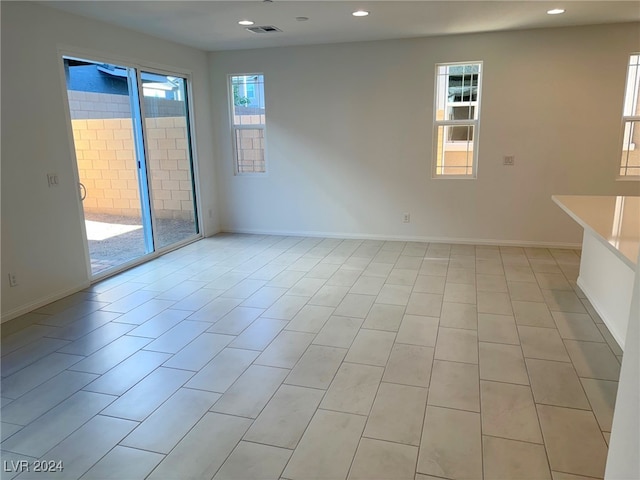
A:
<box><xmin>141</xmin><ymin>72</ymin><xmax>199</xmax><ymax>250</ymax></box>
<box><xmin>63</xmin><ymin>57</ymin><xmax>199</xmax><ymax>277</ymax></box>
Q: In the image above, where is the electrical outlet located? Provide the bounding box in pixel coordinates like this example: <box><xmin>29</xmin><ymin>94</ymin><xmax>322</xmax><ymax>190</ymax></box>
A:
<box><xmin>503</xmin><ymin>155</ymin><xmax>515</xmax><ymax>166</ymax></box>
<box><xmin>47</xmin><ymin>173</ymin><xmax>59</xmax><ymax>187</ymax></box>
<box><xmin>8</xmin><ymin>272</ymin><xmax>18</xmax><ymax>287</ymax></box>
<box><xmin>402</xmin><ymin>213</ymin><xmax>410</xmax><ymax>223</ymax></box>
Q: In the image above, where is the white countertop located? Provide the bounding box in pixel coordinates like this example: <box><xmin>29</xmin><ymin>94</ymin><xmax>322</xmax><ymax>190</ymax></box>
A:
<box><xmin>552</xmin><ymin>195</ymin><xmax>640</xmax><ymax>268</ymax></box>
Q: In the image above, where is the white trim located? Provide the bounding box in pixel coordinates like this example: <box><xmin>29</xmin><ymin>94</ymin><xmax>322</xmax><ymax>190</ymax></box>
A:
<box><xmin>56</xmin><ymin>49</ymin><xmax>93</xmax><ymax>280</ymax></box>
<box><xmin>2</xmin><ymin>234</ymin><xmax>203</xmax><ymax>324</ymax></box>
<box><xmin>228</xmin><ymin>73</ymin><xmax>268</xmax><ymax>176</ymax></box>
<box><xmin>58</xmin><ymin>49</ymin><xmax>204</xmax><ymax>280</ymax></box>
<box><xmin>57</xmin><ymin>44</ymin><xmax>195</xmax><ymax>78</ymax></box>
<box><xmin>184</xmin><ymin>75</ymin><xmax>205</xmax><ymax>238</ymax></box>
<box><xmin>618</xmin><ymin>53</ymin><xmax>640</xmax><ymax>178</ymax></box>
<box><xmin>1</xmin><ymin>228</ymin><xmax>579</xmax><ymax>323</ymax></box>
<box><xmin>220</xmin><ymin>226</ymin><xmax>581</xmax><ymax>249</ymax></box>
<box><xmin>1</xmin><ymin>281</ymin><xmax>91</xmax><ymax>324</ymax></box>
<box><xmin>432</xmin><ymin>61</ymin><xmax>483</xmax><ymax>179</ymax></box>
<box><xmin>129</xmin><ymin>65</ymin><xmax>156</xmax><ymax>254</ymax></box>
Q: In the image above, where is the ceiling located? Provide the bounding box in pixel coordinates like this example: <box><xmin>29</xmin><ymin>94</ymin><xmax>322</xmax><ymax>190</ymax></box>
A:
<box><xmin>45</xmin><ymin>1</ymin><xmax>640</xmax><ymax>52</ymax></box>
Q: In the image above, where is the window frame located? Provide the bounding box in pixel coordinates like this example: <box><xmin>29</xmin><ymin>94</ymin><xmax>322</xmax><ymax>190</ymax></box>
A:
<box><xmin>618</xmin><ymin>53</ymin><xmax>640</xmax><ymax>180</ymax></box>
<box><xmin>228</xmin><ymin>73</ymin><xmax>267</xmax><ymax>176</ymax></box>
<box><xmin>432</xmin><ymin>61</ymin><xmax>483</xmax><ymax>179</ymax></box>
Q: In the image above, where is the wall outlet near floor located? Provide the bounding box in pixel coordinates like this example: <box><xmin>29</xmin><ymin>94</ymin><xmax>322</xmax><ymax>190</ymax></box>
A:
<box><xmin>8</xmin><ymin>272</ymin><xmax>18</xmax><ymax>287</ymax></box>
<box><xmin>503</xmin><ymin>155</ymin><xmax>515</xmax><ymax>166</ymax></box>
<box><xmin>402</xmin><ymin>213</ymin><xmax>410</xmax><ymax>223</ymax></box>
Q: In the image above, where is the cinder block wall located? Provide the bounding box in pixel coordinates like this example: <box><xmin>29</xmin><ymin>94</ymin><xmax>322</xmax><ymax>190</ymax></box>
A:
<box><xmin>68</xmin><ymin>91</ymin><xmax>195</xmax><ymax>220</ymax></box>
<box><xmin>235</xmin><ymin>128</ymin><xmax>265</xmax><ymax>173</ymax></box>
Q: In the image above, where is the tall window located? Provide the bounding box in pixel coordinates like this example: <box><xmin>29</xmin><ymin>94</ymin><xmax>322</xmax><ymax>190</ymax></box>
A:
<box><xmin>230</xmin><ymin>74</ymin><xmax>266</xmax><ymax>174</ymax></box>
<box><xmin>620</xmin><ymin>54</ymin><xmax>640</xmax><ymax>178</ymax></box>
<box><xmin>433</xmin><ymin>62</ymin><xmax>482</xmax><ymax>178</ymax></box>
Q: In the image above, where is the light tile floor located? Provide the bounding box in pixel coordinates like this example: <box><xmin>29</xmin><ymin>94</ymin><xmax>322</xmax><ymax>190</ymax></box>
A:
<box><xmin>1</xmin><ymin>234</ymin><xmax>622</xmax><ymax>480</ymax></box>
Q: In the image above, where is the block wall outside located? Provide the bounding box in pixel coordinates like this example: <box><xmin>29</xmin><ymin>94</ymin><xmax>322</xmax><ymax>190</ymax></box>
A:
<box><xmin>232</xmin><ymin>114</ymin><xmax>266</xmax><ymax>173</ymax></box>
<box><xmin>68</xmin><ymin>91</ymin><xmax>195</xmax><ymax>220</ymax></box>
<box><xmin>621</xmin><ymin>149</ymin><xmax>640</xmax><ymax>176</ymax></box>
<box><xmin>235</xmin><ymin>127</ymin><xmax>265</xmax><ymax>173</ymax></box>
<box><xmin>68</xmin><ymin>90</ymin><xmax>131</xmax><ymax>120</ymax></box>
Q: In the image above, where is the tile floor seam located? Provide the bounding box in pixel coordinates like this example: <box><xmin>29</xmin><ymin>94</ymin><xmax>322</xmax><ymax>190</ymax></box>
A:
<box><xmin>480</xmin><ymin>432</ymin><xmax>546</xmax><ymax>446</ymax></box>
<box><xmin>416</xmin><ymin>317</ymin><xmax>440</xmax><ymax>465</ymax></box>
<box><xmin>4</xmin><ymin>404</ymin><xmax>117</xmax><ymax>461</ymax></box>
<box><xmin>517</xmin><ymin>305</ymin><xmax>556</xmax><ymax>480</ymax></box>
<box><xmin>75</xmin><ymin>437</ymin><xmax>126</xmax><ymax>480</ymax></box>
<box><xmin>474</xmin><ymin>269</ymin><xmax>486</xmax><ymax>480</ymax></box>
<box><xmin>210</xmin><ymin>366</ymin><xmax>292</xmax><ymax>414</ymax></box>
<box><xmin>574</xmin><ymin>372</ymin><xmax>619</xmax><ymax>438</ymax></box>
<box><xmin>561</xmin><ymin>338</ymin><xmax>620</xmax><ymax>387</ymax></box>
<box><xmin>2</xmin><ymin>354</ymin><xmax>88</xmax><ymax>399</ymax></box>
<box><xmin>275</xmin><ymin>372</ymin><xmax>366</xmax><ymax>478</ymax></box>
<box><xmin>551</xmin><ymin>468</ymin><xmax>603</xmax><ymax>479</ymax></box>
<box><xmin>128</xmin><ymin>408</ymin><xmax>214</xmax><ymax>458</ymax></box>
<box><xmin>96</xmin><ymin>409</ymin><xmax>146</xmax><ymax>422</ymax></box>
<box><xmin>1</xmin><ymin>371</ymin><xmax>101</xmax><ymax>429</ymax></box>
<box><xmin>1</xmin><ymin>420</ymin><xmax>23</xmax><ymax>428</ymax></box>
<box><xmin>378</xmin><ymin>378</ymin><xmax>431</xmax><ymax>389</ymax></box>
<box><xmin>239</xmin><ymin>432</ymin><xmax>301</xmax><ymax>452</ymax></box>
<box><xmin>563</xmin><ymin>336</ymin><xmax>621</xmax><ymax>362</ymax></box>
<box><xmin>360</xmin><ymin>432</ymin><xmax>422</xmax><ymax>449</ymax></box>
<box><xmin>0</xmin><ymin>446</ymin><xmax>39</xmax><ymax>457</ymax></box>
<box><xmin>313</xmin><ymin>407</ymin><xmax>368</xmax><ymax>419</ymax></box>
<box><xmin>345</xmin><ymin>435</ymin><xmax>365</xmax><ymax>480</ymax></box>
<box><xmin>236</xmin><ymin>438</ymin><xmax>294</xmax><ymax>453</ymax></box>
<box><xmin>81</xmin><ymin>362</ymin><xmax>166</xmax><ymax>399</ymax></box>
<box><xmin>1</xmin><ymin>238</ymin><xmax>620</xmax><ymax>480</ymax></box>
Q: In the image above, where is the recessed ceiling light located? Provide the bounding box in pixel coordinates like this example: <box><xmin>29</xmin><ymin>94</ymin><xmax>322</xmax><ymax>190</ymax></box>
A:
<box><xmin>352</xmin><ymin>10</ymin><xmax>369</xmax><ymax>17</ymax></box>
<box><xmin>238</xmin><ymin>20</ymin><xmax>255</xmax><ymax>26</ymax></box>
<box><xmin>547</xmin><ymin>8</ymin><xmax>565</xmax><ymax>15</ymax></box>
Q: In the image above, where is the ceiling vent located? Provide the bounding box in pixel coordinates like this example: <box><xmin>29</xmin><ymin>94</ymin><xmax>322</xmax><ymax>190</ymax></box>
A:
<box><xmin>246</xmin><ymin>25</ymin><xmax>282</xmax><ymax>34</ymax></box>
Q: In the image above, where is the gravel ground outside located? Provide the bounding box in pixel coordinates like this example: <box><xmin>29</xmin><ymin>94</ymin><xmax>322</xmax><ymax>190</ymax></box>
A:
<box><xmin>85</xmin><ymin>212</ymin><xmax>198</xmax><ymax>275</ymax></box>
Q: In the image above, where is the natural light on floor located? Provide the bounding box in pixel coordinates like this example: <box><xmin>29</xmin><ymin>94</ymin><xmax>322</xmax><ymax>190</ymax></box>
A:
<box><xmin>85</xmin><ymin>220</ymin><xmax>143</xmax><ymax>241</ymax></box>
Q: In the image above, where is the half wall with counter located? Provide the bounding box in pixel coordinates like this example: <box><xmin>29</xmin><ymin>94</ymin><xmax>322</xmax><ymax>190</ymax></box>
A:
<box><xmin>553</xmin><ymin>195</ymin><xmax>639</xmax><ymax>350</ymax></box>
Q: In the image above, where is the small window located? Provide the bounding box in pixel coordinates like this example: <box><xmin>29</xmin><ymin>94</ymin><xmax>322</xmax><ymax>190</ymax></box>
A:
<box><xmin>433</xmin><ymin>62</ymin><xmax>482</xmax><ymax>178</ymax></box>
<box><xmin>230</xmin><ymin>74</ymin><xmax>266</xmax><ymax>174</ymax></box>
<box><xmin>620</xmin><ymin>54</ymin><xmax>640</xmax><ymax>178</ymax></box>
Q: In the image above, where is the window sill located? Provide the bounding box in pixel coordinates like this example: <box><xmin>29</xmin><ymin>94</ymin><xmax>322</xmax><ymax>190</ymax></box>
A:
<box><xmin>432</xmin><ymin>175</ymin><xmax>477</xmax><ymax>180</ymax></box>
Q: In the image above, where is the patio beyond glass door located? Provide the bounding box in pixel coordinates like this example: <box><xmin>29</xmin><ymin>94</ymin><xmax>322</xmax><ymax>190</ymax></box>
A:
<box><xmin>63</xmin><ymin>57</ymin><xmax>199</xmax><ymax>277</ymax></box>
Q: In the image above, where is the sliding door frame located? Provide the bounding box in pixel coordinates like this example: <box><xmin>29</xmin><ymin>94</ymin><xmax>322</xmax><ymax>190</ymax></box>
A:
<box><xmin>57</xmin><ymin>45</ymin><xmax>204</xmax><ymax>282</ymax></box>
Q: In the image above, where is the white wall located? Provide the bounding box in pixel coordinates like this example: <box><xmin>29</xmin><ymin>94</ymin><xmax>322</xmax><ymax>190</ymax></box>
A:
<box><xmin>1</xmin><ymin>2</ymin><xmax>218</xmax><ymax>321</ymax></box>
<box><xmin>605</xmin><ymin>252</ymin><xmax>639</xmax><ymax>479</ymax></box>
<box><xmin>210</xmin><ymin>23</ymin><xmax>640</xmax><ymax>243</ymax></box>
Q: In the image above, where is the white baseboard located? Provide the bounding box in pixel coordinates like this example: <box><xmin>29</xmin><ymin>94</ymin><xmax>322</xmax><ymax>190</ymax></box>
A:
<box><xmin>0</xmin><ymin>229</ymin><xmax>580</xmax><ymax>325</ymax></box>
<box><xmin>1</xmin><ymin>281</ymin><xmax>90</xmax><ymax>324</ymax></box>
<box><xmin>220</xmin><ymin>226</ymin><xmax>581</xmax><ymax>249</ymax></box>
